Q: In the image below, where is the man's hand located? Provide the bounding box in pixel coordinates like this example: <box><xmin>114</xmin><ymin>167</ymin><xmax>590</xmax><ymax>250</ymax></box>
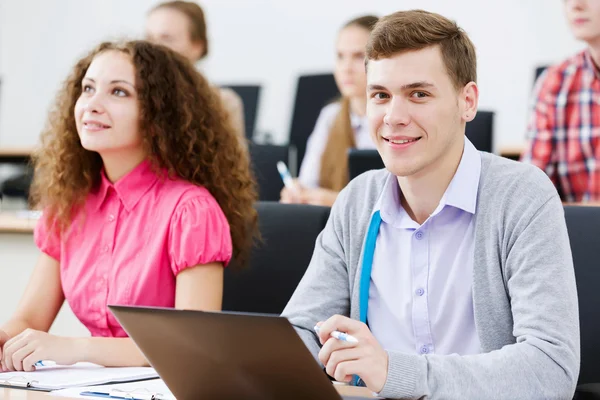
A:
<box><xmin>316</xmin><ymin>315</ymin><xmax>388</xmax><ymax>393</ymax></box>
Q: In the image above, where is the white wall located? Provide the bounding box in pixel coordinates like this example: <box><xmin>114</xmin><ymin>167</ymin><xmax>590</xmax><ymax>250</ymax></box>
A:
<box><xmin>0</xmin><ymin>0</ymin><xmax>587</xmax><ymax>150</ymax></box>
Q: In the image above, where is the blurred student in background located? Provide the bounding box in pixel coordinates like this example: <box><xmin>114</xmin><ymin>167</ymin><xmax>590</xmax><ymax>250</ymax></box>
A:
<box><xmin>0</xmin><ymin>40</ymin><xmax>257</xmax><ymax>371</ymax></box>
<box><xmin>280</xmin><ymin>15</ymin><xmax>379</xmax><ymax>207</ymax></box>
<box><xmin>146</xmin><ymin>1</ymin><xmax>246</xmax><ymax>139</ymax></box>
<box><xmin>521</xmin><ymin>0</ymin><xmax>600</xmax><ymax>202</ymax></box>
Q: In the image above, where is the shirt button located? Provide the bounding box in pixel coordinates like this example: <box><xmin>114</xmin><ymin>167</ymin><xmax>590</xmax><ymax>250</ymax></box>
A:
<box><xmin>108</xmin><ymin>214</ymin><xmax>115</xmax><ymax>222</ymax></box>
<box><xmin>415</xmin><ymin>231</ymin><xmax>424</xmax><ymax>240</ymax></box>
<box><xmin>102</xmin><ymin>245</ymin><xmax>109</xmax><ymax>253</ymax></box>
<box><xmin>416</xmin><ymin>288</ymin><xmax>425</xmax><ymax>296</ymax></box>
<box><xmin>420</xmin><ymin>346</ymin><xmax>429</xmax><ymax>354</ymax></box>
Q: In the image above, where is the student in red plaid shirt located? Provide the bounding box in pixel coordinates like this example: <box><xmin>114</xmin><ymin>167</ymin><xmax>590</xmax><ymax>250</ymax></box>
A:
<box><xmin>521</xmin><ymin>0</ymin><xmax>600</xmax><ymax>202</ymax></box>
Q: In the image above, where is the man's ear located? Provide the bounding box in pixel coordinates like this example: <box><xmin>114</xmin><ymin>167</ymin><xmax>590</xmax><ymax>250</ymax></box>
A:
<box><xmin>461</xmin><ymin>81</ymin><xmax>479</xmax><ymax>122</ymax></box>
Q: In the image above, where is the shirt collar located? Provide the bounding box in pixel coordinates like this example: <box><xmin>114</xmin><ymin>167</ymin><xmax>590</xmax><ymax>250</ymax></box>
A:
<box><xmin>374</xmin><ymin>137</ymin><xmax>481</xmax><ymax>227</ymax></box>
<box><xmin>91</xmin><ymin>160</ymin><xmax>161</xmax><ymax>212</ymax></box>
<box><xmin>583</xmin><ymin>49</ymin><xmax>600</xmax><ymax>80</ymax></box>
<box><xmin>443</xmin><ymin>137</ymin><xmax>481</xmax><ymax>214</ymax></box>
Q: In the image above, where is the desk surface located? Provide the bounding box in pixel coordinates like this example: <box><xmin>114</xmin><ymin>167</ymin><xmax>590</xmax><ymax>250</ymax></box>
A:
<box><xmin>0</xmin><ymin>147</ymin><xmax>35</xmax><ymax>158</ymax></box>
<box><xmin>0</xmin><ymin>213</ymin><xmax>37</xmax><ymax>234</ymax></box>
<box><xmin>0</xmin><ymin>384</ymin><xmax>376</xmax><ymax>399</ymax></box>
<box><xmin>499</xmin><ymin>144</ymin><xmax>524</xmax><ymax>160</ymax></box>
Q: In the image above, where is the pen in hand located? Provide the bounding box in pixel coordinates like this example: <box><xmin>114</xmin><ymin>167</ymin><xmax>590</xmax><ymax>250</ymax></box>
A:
<box><xmin>314</xmin><ymin>325</ymin><xmax>358</xmax><ymax>343</ymax></box>
<box><xmin>277</xmin><ymin>161</ymin><xmax>296</xmax><ymax>190</ymax></box>
<box><xmin>277</xmin><ymin>161</ymin><xmax>304</xmax><ymax>203</ymax></box>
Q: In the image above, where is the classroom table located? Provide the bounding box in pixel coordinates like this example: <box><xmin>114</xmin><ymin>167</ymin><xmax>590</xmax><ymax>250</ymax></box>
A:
<box><xmin>499</xmin><ymin>144</ymin><xmax>524</xmax><ymax>161</ymax></box>
<box><xmin>0</xmin><ymin>147</ymin><xmax>34</xmax><ymax>164</ymax></box>
<box><xmin>0</xmin><ymin>212</ymin><xmax>37</xmax><ymax>234</ymax></box>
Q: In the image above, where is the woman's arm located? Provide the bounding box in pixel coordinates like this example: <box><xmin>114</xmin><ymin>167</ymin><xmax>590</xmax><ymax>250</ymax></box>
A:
<box><xmin>3</xmin><ymin>260</ymin><xmax>224</xmax><ymax>370</ymax></box>
<box><xmin>218</xmin><ymin>87</ymin><xmax>245</xmax><ymax>139</ymax></box>
<box><xmin>1</xmin><ymin>253</ymin><xmax>64</xmax><ymax>344</ymax></box>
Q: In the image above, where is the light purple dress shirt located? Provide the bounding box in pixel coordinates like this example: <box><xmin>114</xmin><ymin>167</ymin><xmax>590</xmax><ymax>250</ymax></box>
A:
<box><xmin>368</xmin><ymin>137</ymin><xmax>482</xmax><ymax>356</ymax></box>
<box><xmin>298</xmin><ymin>102</ymin><xmax>374</xmax><ymax>188</ymax></box>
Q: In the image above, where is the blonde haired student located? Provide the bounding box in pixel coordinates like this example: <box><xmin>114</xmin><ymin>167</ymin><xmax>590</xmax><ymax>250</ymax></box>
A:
<box><xmin>281</xmin><ymin>15</ymin><xmax>379</xmax><ymax>207</ymax></box>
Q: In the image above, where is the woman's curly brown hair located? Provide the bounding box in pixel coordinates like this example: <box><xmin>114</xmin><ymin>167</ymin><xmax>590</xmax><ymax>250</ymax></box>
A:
<box><xmin>30</xmin><ymin>40</ymin><xmax>258</xmax><ymax>266</ymax></box>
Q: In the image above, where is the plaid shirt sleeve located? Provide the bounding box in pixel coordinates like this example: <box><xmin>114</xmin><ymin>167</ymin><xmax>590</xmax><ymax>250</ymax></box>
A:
<box><xmin>521</xmin><ymin>70</ymin><xmax>560</xmax><ymax>188</ymax></box>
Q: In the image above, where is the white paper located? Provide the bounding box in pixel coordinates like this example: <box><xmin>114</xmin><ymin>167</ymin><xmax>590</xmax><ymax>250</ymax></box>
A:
<box><xmin>51</xmin><ymin>378</ymin><xmax>175</xmax><ymax>399</ymax></box>
<box><xmin>0</xmin><ymin>362</ymin><xmax>158</xmax><ymax>390</ymax></box>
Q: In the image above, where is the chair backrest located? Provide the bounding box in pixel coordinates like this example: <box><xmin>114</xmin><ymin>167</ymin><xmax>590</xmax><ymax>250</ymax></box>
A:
<box><xmin>249</xmin><ymin>143</ymin><xmax>289</xmax><ymax>202</ymax></box>
<box><xmin>222</xmin><ymin>85</ymin><xmax>261</xmax><ymax>140</ymax></box>
<box><xmin>534</xmin><ymin>66</ymin><xmax>548</xmax><ymax>83</ymax></box>
<box><xmin>465</xmin><ymin>110</ymin><xmax>494</xmax><ymax>153</ymax></box>
<box><xmin>348</xmin><ymin>149</ymin><xmax>385</xmax><ymax>181</ymax></box>
<box><xmin>223</xmin><ymin>202</ymin><xmax>331</xmax><ymax>314</ymax></box>
<box><xmin>288</xmin><ymin>73</ymin><xmax>340</xmax><ymax>172</ymax></box>
<box><xmin>564</xmin><ymin>205</ymin><xmax>600</xmax><ymax>385</ymax></box>
<box><xmin>0</xmin><ymin>170</ymin><xmax>31</xmax><ymax>199</ymax></box>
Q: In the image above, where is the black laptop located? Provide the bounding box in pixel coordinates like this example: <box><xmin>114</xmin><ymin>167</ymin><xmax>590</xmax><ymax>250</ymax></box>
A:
<box><xmin>109</xmin><ymin>305</ymin><xmax>372</xmax><ymax>400</ymax></box>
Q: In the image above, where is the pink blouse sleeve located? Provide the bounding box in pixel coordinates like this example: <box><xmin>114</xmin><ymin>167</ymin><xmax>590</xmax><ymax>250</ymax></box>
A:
<box><xmin>33</xmin><ymin>213</ymin><xmax>61</xmax><ymax>261</ymax></box>
<box><xmin>168</xmin><ymin>195</ymin><xmax>233</xmax><ymax>275</ymax></box>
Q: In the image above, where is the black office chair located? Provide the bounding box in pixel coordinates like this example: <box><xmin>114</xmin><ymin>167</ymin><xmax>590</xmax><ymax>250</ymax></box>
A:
<box><xmin>534</xmin><ymin>66</ymin><xmax>548</xmax><ymax>83</ymax></box>
<box><xmin>221</xmin><ymin>84</ymin><xmax>261</xmax><ymax>140</ymax></box>
<box><xmin>0</xmin><ymin>154</ymin><xmax>32</xmax><ymax>202</ymax></box>
<box><xmin>223</xmin><ymin>202</ymin><xmax>331</xmax><ymax>314</ymax></box>
<box><xmin>288</xmin><ymin>73</ymin><xmax>340</xmax><ymax>174</ymax></box>
<box><xmin>0</xmin><ymin>169</ymin><xmax>32</xmax><ymax>200</ymax></box>
<box><xmin>348</xmin><ymin>149</ymin><xmax>384</xmax><ymax>181</ymax></box>
<box><xmin>249</xmin><ymin>143</ymin><xmax>288</xmax><ymax>202</ymax></box>
<box><xmin>564</xmin><ymin>206</ymin><xmax>600</xmax><ymax>399</ymax></box>
<box><xmin>466</xmin><ymin>110</ymin><xmax>494</xmax><ymax>153</ymax></box>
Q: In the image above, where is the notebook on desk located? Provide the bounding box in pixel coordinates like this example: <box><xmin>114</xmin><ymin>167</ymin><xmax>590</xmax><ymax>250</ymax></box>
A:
<box><xmin>51</xmin><ymin>378</ymin><xmax>175</xmax><ymax>399</ymax></box>
<box><xmin>109</xmin><ymin>305</ymin><xmax>372</xmax><ymax>400</ymax></box>
<box><xmin>0</xmin><ymin>362</ymin><xmax>158</xmax><ymax>391</ymax></box>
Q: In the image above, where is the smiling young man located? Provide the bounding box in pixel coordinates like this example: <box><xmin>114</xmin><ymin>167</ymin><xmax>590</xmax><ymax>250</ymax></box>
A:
<box><xmin>282</xmin><ymin>10</ymin><xmax>580</xmax><ymax>400</ymax></box>
<box><xmin>521</xmin><ymin>0</ymin><xmax>600</xmax><ymax>202</ymax></box>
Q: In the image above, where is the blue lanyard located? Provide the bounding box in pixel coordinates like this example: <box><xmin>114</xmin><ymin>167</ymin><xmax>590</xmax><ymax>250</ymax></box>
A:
<box><xmin>350</xmin><ymin>211</ymin><xmax>382</xmax><ymax>387</ymax></box>
<box><xmin>359</xmin><ymin>210</ymin><xmax>382</xmax><ymax>323</ymax></box>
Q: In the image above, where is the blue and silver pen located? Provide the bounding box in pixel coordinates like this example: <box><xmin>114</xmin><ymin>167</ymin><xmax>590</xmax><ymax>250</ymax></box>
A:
<box><xmin>34</xmin><ymin>360</ymin><xmax>55</xmax><ymax>367</ymax></box>
<box><xmin>276</xmin><ymin>161</ymin><xmax>295</xmax><ymax>190</ymax></box>
<box><xmin>314</xmin><ymin>325</ymin><xmax>358</xmax><ymax>343</ymax></box>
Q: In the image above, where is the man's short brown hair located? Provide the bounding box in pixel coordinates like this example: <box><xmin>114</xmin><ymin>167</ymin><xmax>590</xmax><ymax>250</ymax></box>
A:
<box><xmin>366</xmin><ymin>9</ymin><xmax>477</xmax><ymax>89</ymax></box>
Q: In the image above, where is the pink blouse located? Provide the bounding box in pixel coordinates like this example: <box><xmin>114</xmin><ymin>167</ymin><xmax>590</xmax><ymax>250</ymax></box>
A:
<box><xmin>34</xmin><ymin>160</ymin><xmax>232</xmax><ymax>337</ymax></box>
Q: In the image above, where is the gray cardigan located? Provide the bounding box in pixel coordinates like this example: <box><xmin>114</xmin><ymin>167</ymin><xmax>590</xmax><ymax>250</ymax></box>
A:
<box><xmin>282</xmin><ymin>152</ymin><xmax>580</xmax><ymax>399</ymax></box>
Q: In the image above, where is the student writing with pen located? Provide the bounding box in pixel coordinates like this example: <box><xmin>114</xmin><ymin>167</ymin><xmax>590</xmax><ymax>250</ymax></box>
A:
<box><xmin>282</xmin><ymin>10</ymin><xmax>579</xmax><ymax>399</ymax></box>
<box><xmin>280</xmin><ymin>15</ymin><xmax>378</xmax><ymax>207</ymax></box>
<box><xmin>0</xmin><ymin>40</ymin><xmax>257</xmax><ymax>371</ymax></box>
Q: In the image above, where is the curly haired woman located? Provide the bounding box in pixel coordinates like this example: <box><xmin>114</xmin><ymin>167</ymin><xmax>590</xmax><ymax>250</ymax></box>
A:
<box><xmin>0</xmin><ymin>40</ymin><xmax>257</xmax><ymax>370</ymax></box>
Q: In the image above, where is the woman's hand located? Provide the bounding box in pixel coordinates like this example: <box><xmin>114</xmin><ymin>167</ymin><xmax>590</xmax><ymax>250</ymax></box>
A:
<box><xmin>1</xmin><ymin>329</ymin><xmax>86</xmax><ymax>372</ymax></box>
